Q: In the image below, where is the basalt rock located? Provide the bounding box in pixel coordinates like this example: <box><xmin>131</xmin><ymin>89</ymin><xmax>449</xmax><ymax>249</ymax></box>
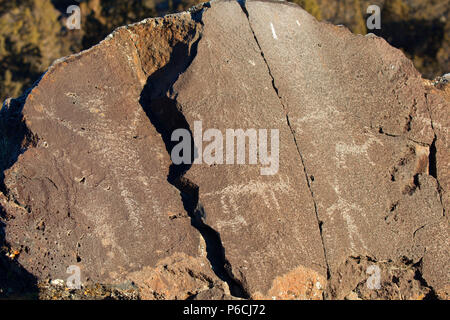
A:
<box><xmin>0</xmin><ymin>0</ymin><xmax>448</xmax><ymax>300</ymax></box>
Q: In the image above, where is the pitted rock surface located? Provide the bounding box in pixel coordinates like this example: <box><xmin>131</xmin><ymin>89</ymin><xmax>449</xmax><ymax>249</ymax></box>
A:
<box><xmin>0</xmin><ymin>0</ymin><xmax>448</xmax><ymax>299</ymax></box>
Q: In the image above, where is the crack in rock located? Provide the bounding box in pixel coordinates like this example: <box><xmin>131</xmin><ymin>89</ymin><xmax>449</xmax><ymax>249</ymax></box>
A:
<box><xmin>238</xmin><ymin>0</ymin><xmax>331</xmax><ymax>284</ymax></box>
<box><xmin>137</xmin><ymin>5</ymin><xmax>248</xmax><ymax>299</ymax></box>
<box><xmin>424</xmin><ymin>92</ymin><xmax>445</xmax><ymax>216</ymax></box>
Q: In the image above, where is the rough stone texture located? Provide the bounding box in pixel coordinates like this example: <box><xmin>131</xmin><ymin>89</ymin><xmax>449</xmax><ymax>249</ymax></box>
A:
<box><xmin>0</xmin><ymin>7</ymin><xmax>224</xmax><ymax>299</ymax></box>
<box><xmin>326</xmin><ymin>255</ymin><xmax>436</xmax><ymax>300</ymax></box>
<box><xmin>420</xmin><ymin>77</ymin><xmax>450</xmax><ymax>299</ymax></box>
<box><xmin>245</xmin><ymin>0</ymin><xmax>448</xmax><ymax>298</ymax></box>
<box><xmin>173</xmin><ymin>0</ymin><xmax>326</xmax><ymax>298</ymax></box>
<box><xmin>0</xmin><ymin>0</ymin><xmax>448</xmax><ymax>300</ymax></box>
<box><xmin>127</xmin><ymin>252</ymin><xmax>233</xmax><ymax>300</ymax></box>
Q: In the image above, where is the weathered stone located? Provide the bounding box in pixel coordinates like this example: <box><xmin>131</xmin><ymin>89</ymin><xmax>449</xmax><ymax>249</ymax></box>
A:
<box><xmin>0</xmin><ymin>8</ymin><xmax>212</xmax><ymax>296</ymax></box>
<box><xmin>0</xmin><ymin>0</ymin><xmax>448</xmax><ymax>300</ymax></box>
<box><xmin>173</xmin><ymin>0</ymin><xmax>327</xmax><ymax>298</ymax></box>
<box><xmin>127</xmin><ymin>252</ymin><xmax>230</xmax><ymax>300</ymax></box>
<box><xmin>326</xmin><ymin>256</ymin><xmax>435</xmax><ymax>300</ymax></box>
<box><xmin>244</xmin><ymin>0</ymin><xmax>448</xmax><ymax>297</ymax></box>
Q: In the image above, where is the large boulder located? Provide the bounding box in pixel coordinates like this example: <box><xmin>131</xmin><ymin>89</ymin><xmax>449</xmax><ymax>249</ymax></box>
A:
<box><xmin>0</xmin><ymin>0</ymin><xmax>448</xmax><ymax>299</ymax></box>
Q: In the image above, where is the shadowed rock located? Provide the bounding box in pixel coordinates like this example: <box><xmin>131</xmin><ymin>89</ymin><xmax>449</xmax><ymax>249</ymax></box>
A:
<box><xmin>0</xmin><ymin>0</ymin><xmax>448</xmax><ymax>299</ymax></box>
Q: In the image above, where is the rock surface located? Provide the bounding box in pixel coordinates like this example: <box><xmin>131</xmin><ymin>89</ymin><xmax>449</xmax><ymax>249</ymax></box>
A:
<box><xmin>0</xmin><ymin>0</ymin><xmax>448</xmax><ymax>299</ymax></box>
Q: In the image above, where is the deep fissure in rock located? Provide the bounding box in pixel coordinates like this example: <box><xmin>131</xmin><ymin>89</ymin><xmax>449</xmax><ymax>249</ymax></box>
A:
<box><xmin>137</xmin><ymin>12</ymin><xmax>248</xmax><ymax>299</ymax></box>
<box><xmin>424</xmin><ymin>92</ymin><xmax>445</xmax><ymax>216</ymax></box>
<box><xmin>428</xmin><ymin>135</ymin><xmax>438</xmax><ymax>179</ymax></box>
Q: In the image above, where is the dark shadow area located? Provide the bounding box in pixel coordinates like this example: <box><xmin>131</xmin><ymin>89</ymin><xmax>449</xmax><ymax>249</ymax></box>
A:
<box><xmin>50</xmin><ymin>0</ymin><xmax>80</xmax><ymax>12</ymax></box>
<box><xmin>0</xmin><ymin>96</ymin><xmax>34</xmax><ymax>189</ymax></box>
<box><xmin>368</xmin><ymin>17</ymin><xmax>446</xmax><ymax>79</ymax></box>
<box><xmin>0</xmin><ymin>93</ymin><xmax>39</xmax><ymax>299</ymax></box>
<box><xmin>138</xmin><ymin>24</ymin><xmax>249</xmax><ymax>298</ymax></box>
<box><xmin>371</xmin><ymin>19</ymin><xmax>444</xmax><ymax>57</ymax></box>
<box><xmin>429</xmin><ymin>135</ymin><xmax>438</xmax><ymax>179</ymax></box>
<box><xmin>0</xmin><ymin>207</ymin><xmax>38</xmax><ymax>299</ymax></box>
<box><xmin>411</xmin><ymin>258</ymin><xmax>439</xmax><ymax>300</ymax></box>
